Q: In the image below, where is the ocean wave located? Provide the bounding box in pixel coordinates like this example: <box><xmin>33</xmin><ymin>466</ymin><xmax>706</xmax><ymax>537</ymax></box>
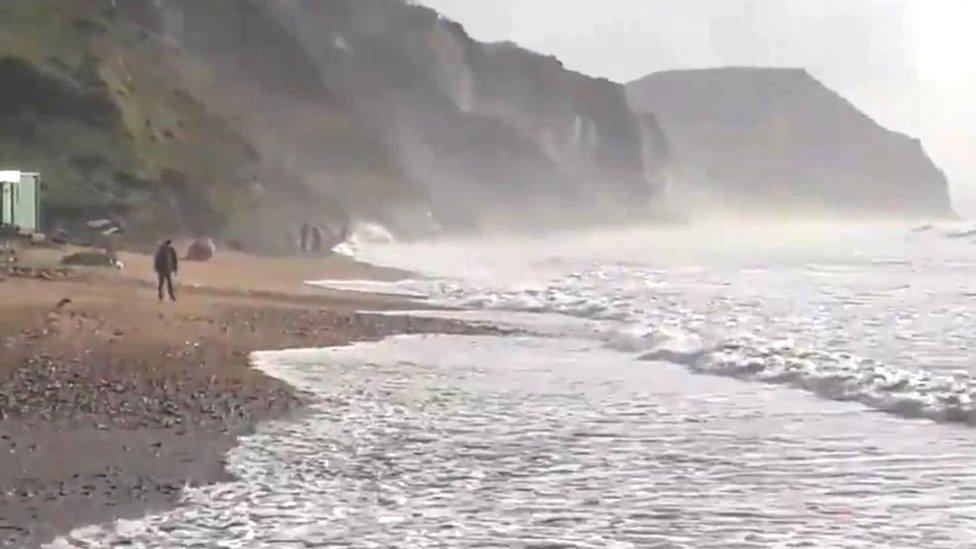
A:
<box><xmin>911</xmin><ymin>220</ymin><xmax>976</xmax><ymax>241</ymax></box>
<box><xmin>48</xmin><ymin>335</ymin><xmax>976</xmax><ymax>548</ymax></box>
<box><xmin>639</xmin><ymin>333</ymin><xmax>976</xmax><ymax>426</ymax></box>
<box><xmin>305</xmin><ymin>278</ymin><xmax>430</xmax><ymax>299</ymax></box>
<box><xmin>418</xmin><ymin>265</ymin><xmax>976</xmax><ymax>427</ymax></box>
<box><xmin>332</xmin><ymin>222</ymin><xmax>397</xmax><ymax>257</ymax></box>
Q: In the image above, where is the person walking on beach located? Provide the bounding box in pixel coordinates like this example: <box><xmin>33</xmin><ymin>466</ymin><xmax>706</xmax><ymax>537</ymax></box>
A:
<box><xmin>154</xmin><ymin>239</ymin><xmax>179</xmax><ymax>302</ymax></box>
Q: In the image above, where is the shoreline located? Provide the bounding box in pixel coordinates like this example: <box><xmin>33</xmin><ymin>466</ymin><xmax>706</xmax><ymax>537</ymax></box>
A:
<box><xmin>0</xmin><ymin>250</ymin><xmax>500</xmax><ymax>548</ymax></box>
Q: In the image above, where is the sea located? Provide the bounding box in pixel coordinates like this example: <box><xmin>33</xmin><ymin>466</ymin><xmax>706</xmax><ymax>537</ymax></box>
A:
<box><xmin>50</xmin><ymin>221</ymin><xmax>976</xmax><ymax>548</ymax></box>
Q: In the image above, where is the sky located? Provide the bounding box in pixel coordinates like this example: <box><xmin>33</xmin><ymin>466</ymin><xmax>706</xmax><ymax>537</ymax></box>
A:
<box><xmin>416</xmin><ymin>0</ymin><xmax>976</xmax><ymax>216</ymax></box>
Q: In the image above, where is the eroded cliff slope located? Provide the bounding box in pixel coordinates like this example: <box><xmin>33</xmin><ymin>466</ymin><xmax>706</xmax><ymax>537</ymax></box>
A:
<box><xmin>627</xmin><ymin>67</ymin><xmax>954</xmax><ymax>218</ymax></box>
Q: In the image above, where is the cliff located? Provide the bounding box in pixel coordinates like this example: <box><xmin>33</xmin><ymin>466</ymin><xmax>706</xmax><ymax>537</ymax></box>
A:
<box><xmin>0</xmin><ymin>1</ymin><xmax>266</xmax><ymax>240</ymax></box>
<box><xmin>9</xmin><ymin>2</ymin><xmax>946</xmax><ymax>245</ymax></box>
<box><xmin>0</xmin><ymin>0</ymin><xmax>665</xmax><ymax>248</ymax></box>
<box><xmin>256</xmin><ymin>0</ymin><xmax>658</xmax><ymax>230</ymax></box>
<box><xmin>112</xmin><ymin>0</ymin><xmax>662</xmax><ymax>239</ymax></box>
<box><xmin>627</xmin><ymin>67</ymin><xmax>954</xmax><ymax>218</ymax></box>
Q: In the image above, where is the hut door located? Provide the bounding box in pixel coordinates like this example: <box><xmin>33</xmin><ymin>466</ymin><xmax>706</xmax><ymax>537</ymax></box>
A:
<box><xmin>16</xmin><ymin>175</ymin><xmax>38</xmax><ymax>232</ymax></box>
<box><xmin>0</xmin><ymin>183</ymin><xmax>12</xmax><ymax>227</ymax></box>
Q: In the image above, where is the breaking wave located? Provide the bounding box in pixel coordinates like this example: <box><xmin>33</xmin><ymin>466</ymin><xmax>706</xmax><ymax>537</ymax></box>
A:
<box><xmin>644</xmin><ymin>336</ymin><xmax>976</xmax><ymax>426</ymax></box>
<box><xmin>332</xmin><ymin>222</ymin><xmax>397</xmax><ymax>257</ymax></box>
<box><xmin>334</xmin><ymin>253</ymin><xmax>976</xmax><ymax>427</ymax></box>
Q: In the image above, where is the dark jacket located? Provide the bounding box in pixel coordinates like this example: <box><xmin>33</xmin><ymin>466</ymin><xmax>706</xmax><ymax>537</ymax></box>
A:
<box><xmin>154</xmin><ymin>243</ymin><xmax>178</xmax><ymax>274</ymax></box>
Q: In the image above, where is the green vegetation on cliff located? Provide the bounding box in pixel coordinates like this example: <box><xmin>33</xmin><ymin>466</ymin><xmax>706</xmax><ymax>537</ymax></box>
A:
<box><xmin>0</xmin><ymin>1</ymin><xmax>256</xmax><ymax>238</ymax></box>
<box><xmin>0</xmin><ymin>1</ymin><xmax>418</xmax><ymax>249</ymax></box>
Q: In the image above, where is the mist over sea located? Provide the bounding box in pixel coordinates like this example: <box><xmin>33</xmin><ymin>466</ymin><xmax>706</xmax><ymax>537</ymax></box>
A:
<box><xmin>52</xmin><ymin>221</ymin><xmax>976</xmax><ymax>548</ymax></box>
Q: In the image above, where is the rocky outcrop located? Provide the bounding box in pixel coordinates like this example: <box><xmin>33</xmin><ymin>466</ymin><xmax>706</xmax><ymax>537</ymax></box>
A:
<box><xmin>627</xmin><ymin>67</ymin><xmax>954</xmax><ymax>218</ymax></box>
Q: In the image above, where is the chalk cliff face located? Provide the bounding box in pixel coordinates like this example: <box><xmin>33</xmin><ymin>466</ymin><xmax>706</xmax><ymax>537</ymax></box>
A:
<box><xmin>627</xmin><ymin>67</ymin><xmax>954</xmax><ymax>218</ymax></box>
<box><xmin>120</xmin><ymin>0</ymin><xmax>661</xmax><ymax>234</ymax></box>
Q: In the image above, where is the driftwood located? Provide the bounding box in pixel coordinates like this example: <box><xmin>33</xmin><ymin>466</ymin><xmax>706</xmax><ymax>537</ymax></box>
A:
<box><xmin>60</xmin><ymin>251</ymin><xmax>118</xmax><ymax>268</ymax></box>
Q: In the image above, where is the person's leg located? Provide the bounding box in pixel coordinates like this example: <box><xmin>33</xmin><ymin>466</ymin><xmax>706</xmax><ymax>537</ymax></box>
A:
<box><xmin>166</xmin><ymin>273</ymin><xmax>176</xmax><ymax>301</ymax></box>
<box><xmin>157</xmin><ymin>273</ymin><xmax>165</xmax><ymax>301</ymax></box>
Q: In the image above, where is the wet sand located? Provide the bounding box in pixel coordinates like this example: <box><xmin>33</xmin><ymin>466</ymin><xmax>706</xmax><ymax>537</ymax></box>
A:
<box><xmin>0</xmin><ymin>249</ymin><xmax>500</xmax><ymax>547</ymax></box>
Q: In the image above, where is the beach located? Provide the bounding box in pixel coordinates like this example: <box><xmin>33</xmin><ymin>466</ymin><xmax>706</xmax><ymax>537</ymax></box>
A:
<box><xmin>0</xmin><ymin>247</ymin><xmax>500</xmax><ymax>548</ymax></box>
<box><xmin>8</xmin><ymin>223</ymin><xmax>976</xmax><ymax>548</ymax></box>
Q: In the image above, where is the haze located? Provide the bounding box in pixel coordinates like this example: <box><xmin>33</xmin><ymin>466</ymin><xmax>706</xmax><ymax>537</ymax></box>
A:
<box><xmin>418</xmin><ymin>0</ymin><xmax>976</xmax><ymax>216</ymax></box>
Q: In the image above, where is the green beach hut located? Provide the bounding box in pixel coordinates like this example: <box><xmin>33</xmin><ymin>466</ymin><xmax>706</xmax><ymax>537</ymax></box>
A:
<box><xmin>0</xmin><ymin>171</ymin><xmax>41</xmax><ymax>233</ymax></box>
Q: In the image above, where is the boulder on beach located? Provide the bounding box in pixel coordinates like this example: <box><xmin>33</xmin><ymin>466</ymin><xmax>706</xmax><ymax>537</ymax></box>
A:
<box><xmin>185</xmin><ymin>238</ymin><xmax>216</xmax><ymax>262</ymax></box>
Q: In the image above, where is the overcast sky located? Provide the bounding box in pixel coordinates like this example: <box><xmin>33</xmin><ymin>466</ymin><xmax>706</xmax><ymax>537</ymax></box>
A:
<box><xmin>417</xmin><ymin>0</ymin><xmax>976</xmax><ymax>215</ymax></box>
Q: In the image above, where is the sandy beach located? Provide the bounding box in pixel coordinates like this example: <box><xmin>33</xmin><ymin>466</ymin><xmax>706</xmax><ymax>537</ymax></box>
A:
<box><xmin>0</xmin><ymin>246</ymin><xmax>500</xmax><ymax>548</ymax></box>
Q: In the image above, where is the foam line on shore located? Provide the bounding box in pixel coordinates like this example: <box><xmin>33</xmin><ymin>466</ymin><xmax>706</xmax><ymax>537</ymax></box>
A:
<box><xmin>305</xmin><ymin>279</ymin><xmax>430</xmax><ymax>299</ymax></box>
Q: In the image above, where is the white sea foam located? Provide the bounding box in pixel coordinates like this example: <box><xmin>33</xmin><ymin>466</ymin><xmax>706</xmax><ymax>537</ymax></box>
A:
<box><xmin>306</xmin><ymin>278</ymin><xmax>430</xmax><ymax>299</ymax></box>
<box><xmin>332</xmin><ymin>222</ymin><xmax>397</xmax><ymax>257</ymax></box>
<box><xmin>441</xmin><ymin>266</ymin><xmax>976</xmax><ymax>425</ymax></box>
<box><xmin>49</xmin><ymin>336</ymin><xmax>976</xmax><ymax>548</ymax></box>
<box><xmin>331</xmin><ymin>223</ymin><xmax>976</xmax><ymax>426</ymax></box>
